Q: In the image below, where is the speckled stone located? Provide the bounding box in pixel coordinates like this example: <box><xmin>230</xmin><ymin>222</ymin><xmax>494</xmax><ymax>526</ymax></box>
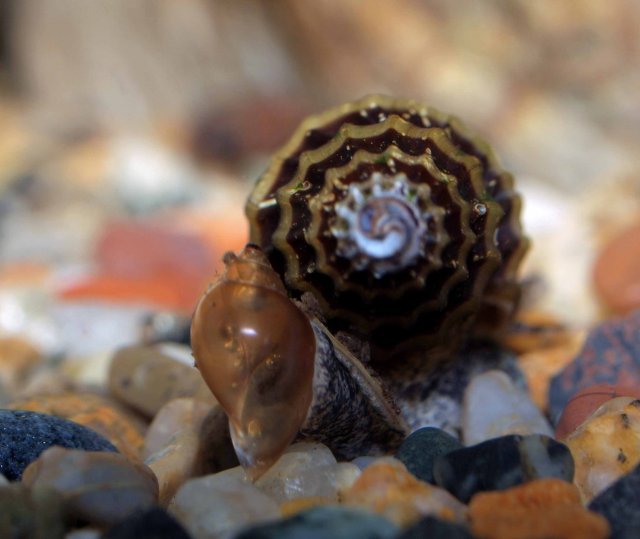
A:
<box><xmin>102</xmin><ymin>507</ymin><xmax>192</xmax><ymax>539</ymax></box>
<box><xmin>385</xmin><ymin>342</ymin><xmax>527</xmax><ymax>436</ymax></box>
<box><xmin>0</xmin><ymin>483</ymin><xmax>65</xmax><ymax>539</ymax></box>
<box><xmin>397</xmin><ymin>516</ymin><xmax>474</xmax><ymax>539</ymax></box>
<box><xmin>589</xmin><ymin>461</ymin><xmax>640</xmax><ymax>539</ymax></box>
<box><xmin>234</xmin><ymin>505</ymin><xmax>398</xmax><ymax>539</ymax></box>
<box><xmin>108</xmin><ymin>343</ymin><xmax>211</xmax><ymax>418</ymax></box>
<box><xmin>549</xmin><ymin>311</ymin><xmax>640</xmax><ymax>424</ymax></box>
<box><xmin>433</xmin><ymin>434</ymin><xmax>574</xmax><ymax>503</ymax></box>
<box><xmin>22</xmin><ymin>446</ymin><xmax>158</xmax><ymax>527</ymax></box>
<box><xmin>469</xmin><ymin>478</ymin><xmax>610</xmax><ymax>539</ymax></box>
<box><xmin>462</xmin><ymin>370</ymin><xmax>553</xmax><ymax>445</ymax></box>
<box><xmin>394</xmin><ymin>427</ymin><xmax>462</xmax><ymax>484</ymax></box>
<box><xmin>565</xmin><ymin>397</ymin><xmax>640</xmax><ymax>502</ymax></box>
<box><xmin>0</xmin><ymin>409</ymin><xmax>117</xmax><ymax>481</ymax></box>
<box><xmin>341</xmin><ymin>458</ymin><xmax>466</xmax><ymax>527</ymax></box>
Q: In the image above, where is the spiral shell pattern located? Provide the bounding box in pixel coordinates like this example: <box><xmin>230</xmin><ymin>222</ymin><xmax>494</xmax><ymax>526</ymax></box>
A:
<box><xmin>246</xmin><ymin>95</ymin><xmax>529</xmax><ymax>359</ymax></box>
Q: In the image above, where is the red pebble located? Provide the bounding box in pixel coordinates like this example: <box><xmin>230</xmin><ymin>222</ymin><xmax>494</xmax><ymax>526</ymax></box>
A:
<box><xmin>555</xmin><ymin>384</ymin><xmax>640</xmax><ymax>439</ymax></box>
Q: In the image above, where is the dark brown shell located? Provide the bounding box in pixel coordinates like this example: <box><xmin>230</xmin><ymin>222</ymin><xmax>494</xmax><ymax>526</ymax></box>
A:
<box><xmin>246</xmin><ymin>95</ymin><xmax>529</xmax><ymax>360</ymax></box>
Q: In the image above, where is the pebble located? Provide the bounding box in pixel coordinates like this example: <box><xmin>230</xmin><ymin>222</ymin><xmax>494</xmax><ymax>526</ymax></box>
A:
<box><xmin>469</xmin><ymin>478</ymin><xmax>610</xmax><ymax>539</ymax></box>
<box><xmin>397</xmin><ymin>516</ymin><xmax>474</xmax><ymax>539</ymax></box>
<box><xmin>254</xmin><ymin>443</ymin><xmax>360</xmax><ymax>504</ymax></box>
<box><xmin>279</xmin><ymin>496</ymin><xmax>332</xmax><ymax>517</ymax></box>
<box><xmin>234</xmin><ymin>505</ymin><xmax>398</xmax><ymax>539</ymax></box>
<box><xmin>593</xmin><ymin>220</ymin><xmax>640</xmax><ymax>314</ymax></box>
<box><xmin>143</xmin><ymin>397</ymin><xmax>213</xmax><ymax>458</ymax></box>
<box><xmin>555</xmin><ymin>384</ymin><xmax>640</xmax><ymax>439</ymax></box>
<box><xmin>394</xmin><ymin>427</ymin><xmax>462</xmax><ymax>484</ymax></box>
<box><xmin>22</xmin><ymin>446</ymin><xmax>158</xmax><ymax>527</ymax></box>
<box><xmin>169</xmin><ymin>471</ymin><xmax>280</xmax><ymax>539</ymax></box>
<box><xmin>102</xmin><ymin>507</ymin><xmax>192</xmax><ymax>539</ymax></box>
<box><xmin>462</xmin><ymin>370</ymin><xmax>553</xmax><ymax>445</ymax></box>
<box><xmin>549</xmin><ymin>310</ymin><xmax>640</xmax><ymax>424</ymax></box>
<box><xmin>9</xmin><ymin>392</ymin><xmax>146</xmax><ymax>461</ymax></box>
<box><xmin>433</xmin><ymin>434</ymin><xmax>574</xmax><ymax>503</ymax></box>
<box><xmin>0</xmin><ymin>483</ymin><xmax>66</xmax><ymax>539</ymax></box>
<box><xmin>108</xmin><ymin>343</ymin><xmax>211</xmax><ymax>418</ymax></box>
<box><xmin>341</xmin><ymin>458</ymin><xmax>467</xmax><ymax>527</ymax></box>
<box><xmin>0</xmin><ymin>409</ymin><xmax>117</xmax><ymax>481</ymax></box>
<box><xmin>589</xmin><ymin>461</ymin><xmax>640</xmax><ymax>539</ymax></box>
<box><xmin>565</xmin><ymin>397</ymin><xmax>640</xmax><ymax>502</ymax></box>
<box><xmin>0</xmin><ymin>335</ymin><xmax>41</xmax><ymax>398</ymax></box>
<box><xmin>386</xmin><ymin>342</ymin><xmax>527</xmax><ymax>436</ymax></box>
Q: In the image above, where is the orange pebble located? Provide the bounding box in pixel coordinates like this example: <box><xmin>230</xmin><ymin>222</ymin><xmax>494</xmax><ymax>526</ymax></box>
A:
<box><xmin>280</xmin><ymin>497</ymin><xmax>333</xmax><ymax>517</ymax></box>
<box><xmin>469</xmin><ymin>479</ymin><xmax>610</xmax><ymax>539</ymax></box>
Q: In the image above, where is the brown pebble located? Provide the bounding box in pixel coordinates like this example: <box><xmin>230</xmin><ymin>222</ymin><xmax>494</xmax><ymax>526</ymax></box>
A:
<box><xmin>469</xmin><ymin>478</ymin><xmax>610</xmax><ymax>539</ymax></box>
<box><xmin>593</xmin><ymin>219</ymin><xmax>640</xmax><ymax>314</ymax></box>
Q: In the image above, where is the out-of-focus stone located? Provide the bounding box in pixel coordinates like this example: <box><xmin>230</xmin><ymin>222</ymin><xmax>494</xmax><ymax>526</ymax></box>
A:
<box><xmin>101</xmin><ymin>506</ymin><xmax>192</xmax><ymax>539</ymax></box>
<box><xmin>145</xmin><ymin>426</ymin><xmax>202</xmax><ymax>506</ymax></box>
<box><xmin>555</xmin><ymin>384</ymin><xmax>640</xmax><ymax>440</ymax></box>
<box><xmin>280</xmin><ymin>496</ymin><xmax>332</xmax><ymax>517</ymax></box>
<box><xmin>235</xmin><ymin>505</ymin><xmax>397</xmax><ymax>539</ymax></box>
<box><xmin>469</xmin><ymin>478</ymin><xmax>610</xmax><ymax>539</ymax></box>
<box><xmin>565</xmin><ymin>397</ymin><xmax>640</xmax><ymax>502</ymax></box>
<box><xmin>589</xmin><ymin>461</ymin><xmax>640</xmax><ymax>539</ymax></box>
<box><xmin>433</xmin><ymin>434</ymin><xmax>574</xmax><ymax>503</ymax></box>
<box><xmin>503</xmin><ymin>310</ymin><xmax>575</xmax><ymax>354</ymax></box>
<box><xmin>0</xmin><ymin>483</ymin><xmax>65</xmax><ymax>539</ymax></box>
<box><xmin>169</xmin><ymin>471</ymin><xmax>279</xmax><ymax>539</ymax></box>
<box><xmin>397</xmin><ymin>516</ymin><xmax>474</xmax><ymax>539</ymax></box>
<box><xmin>8</xmin><ymin>392</ymin><xmax>146</xmax><ymax>461</ymax></box>
<box><xmin>593</xmin><ymin>220</ymin><xmax>640</xmax><ymax>315</ymax></box>
<box><xmin>254</xmin><ymin>443</ymin><xmax>359</xmax><ymax>504</ymax></box>
<box><xmin>108</xmin><ymin>343</ymin><xmax>210</xmax><ymax>418</ymax></box>
<box><xmin>462</xmin><ymin>370</ymin><xmax>553</xmax><ymax>445</ymax></box>
<box><xmin>64</xmin><ymin>529</ymin><xmax>101</xmax><ymax>539</ymax></box>
<box><xmin>0</xmin><ymin>336</ymin><xmax>41</xmax><ymax>395</ymax></box>
<box><xmin>0</xmin><ymin>409</ymin><xmax>117</xmax><ymax>481</ymax></box>
<box><xmin>341</xmin><ymin>458</ymin><xmax>466</xmax><ymax>527</ymax></box>
<box><xmin>144</xmin><ymin>397</ymin><xmax>213</xmax><ymax>458</ymax></box>
<box><xmin>23</xmin><ymin>446</ymin><xmax>158</xmax><ymax>527</ymax></box>
<box><xmin>549</xmin><ymin>310</ymin><xmax>640</xmax><ymax>424</ymax></box>
<box><xmin>394</xmin><ymin>427</ymin><xmax>462</xmax><ymax>484</ymax></box>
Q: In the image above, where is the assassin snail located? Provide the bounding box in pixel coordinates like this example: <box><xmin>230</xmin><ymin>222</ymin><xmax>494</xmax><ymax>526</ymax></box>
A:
<box><xmin>246</xmin><ymin>95</ymin><xmax>529</xmax><ymax>361</ymax></box>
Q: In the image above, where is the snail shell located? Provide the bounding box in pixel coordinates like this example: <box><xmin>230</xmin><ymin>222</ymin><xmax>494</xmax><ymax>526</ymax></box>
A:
<box><xmin>246</xmin><ymin>95</ymin><xmax>529</xmax><ymax>362</ymax></box>
<box><xmin>191</xmin><ymin>245</ymin><xmax>407</xmax><ymax>478</ymax></box>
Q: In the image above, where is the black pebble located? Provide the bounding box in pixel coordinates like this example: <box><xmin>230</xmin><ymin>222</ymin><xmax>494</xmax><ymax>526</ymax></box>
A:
<box><xmin>102</xmin><ymin>507</ymin><xmax>192</xmax><ymax>539</ymax></box>
<box><xmin>395</xmin><ymin>427</ymin><xmax>462</xmax><ymax>484</ymax></box>
<box><xmin>432</xmin><ymin>434</ymin><xmax>574</xmax><ymax>503</ymax></box>
<box><xmin>0</xmin><ymin>410</ymin><xmax>117</xmax><ymax>481</ymax></box>
<box><xmin>235</xmin><ymin>506</ymin><xmax>397</xmax><ymax>539</ymax></box>
<box><xmin>395</xmin><ymin>516</ymin><xmax>473</xmax><ymax>539</ymax></box>
<box><xmin>589</xmin><ymin>462</ymin><xmax>640</xmax><ymax>539</ymax></box>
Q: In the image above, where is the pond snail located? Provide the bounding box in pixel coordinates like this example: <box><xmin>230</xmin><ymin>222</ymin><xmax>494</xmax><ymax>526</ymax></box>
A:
<box><xmin>246</xmin><ymin>95</ymin><xmax>529</xmax><ymax>361</ymax></box>
<box><xmin>192</xmin><ymin>96</ymin><xmax>529</xmax><ymax>479</ymax></box>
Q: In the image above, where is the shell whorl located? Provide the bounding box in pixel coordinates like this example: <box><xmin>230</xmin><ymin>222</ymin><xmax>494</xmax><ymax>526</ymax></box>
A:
<box><xmin>246</xmin><ymin>95</ymin><xmax>529</xmax><ymax>360</ymax></box>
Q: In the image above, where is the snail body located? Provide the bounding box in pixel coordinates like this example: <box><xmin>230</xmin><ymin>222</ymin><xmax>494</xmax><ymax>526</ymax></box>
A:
<box><xmin>247</xmin><ymin>95</ymin><xmax>529</xmax><ymax>362</ymax></box>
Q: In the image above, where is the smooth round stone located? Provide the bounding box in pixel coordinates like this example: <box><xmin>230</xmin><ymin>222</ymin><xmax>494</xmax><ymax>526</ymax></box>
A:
<box><xmin>462</xmin><ymin>370</ymin><xmax>553</xmax><ymax>445</ymax></box>
<box><xmin>433</xmin><ymin>434</ymin><xmax>574</xmax><ymax>503</ymax></box>
<box><xmin>234</xmin><ymin>506</ymin><xmax>398</xmax><ymax>539</ymax></box>
<box><xmin>102</xmin><ymin>507</ymin><xmax>191</xmax><ymax>539</ymax></box>
<box><xmin>394</xmin><ymin>427</ymin><xmax>462</xmax><ymax>484</ymax></box>
<box><xmin>549</xmin><ymin>310</ymin><xmax>640</xmax><ymax>424</ymax></box>
<box><xmin>108</xmin><ymin>343</ymin><xmax>211</xmax><ymax>418</ymax></box>
<box><xmin>555</xmin><ymin>384</ymin><xmax>640</xmax><ymax>439</ymax></box>
<box><xmin>144</xmin><ymin>397</ymin><xmax>213</xmax><ymax>459</ymax></box>
<box><xmin>566</xmin><ymin>397</ymin><xmax>640</xmax><ymax>502</ymax></box>
<box><xmin>0</xmin><ymin>483</ymin><xmax>65</xmax><ymax>539</ymax></box>
<box><xmin>593</xmin><ymin>220</ymin><xmax>640</xmax><ymax>314</ymax></box>
<box><xmin>169</xmin><ymin>471</ymin><xmax>279</xmax><ymax>539</ymax></box>
<box><xmin>0</xmin><ymin>409</ymin><xmax>117</xmax><ymax>481</ymax></box>
<box><xmin>23</xmin><ymin>446</ymin><xmax>158</xmax><ymax>527</ymax></box>
<box><xmin>397</xmin><ymin>516</ymin><xmax>474</xmax><ymax>539</ymax></box>
<box><xmin>589</xmin><ymin>462</ymin><xmax>640</xmax><ymax>539</ymax></box>
<box><xmin>0</xmin><ymin>336</ymin><xmax>41</xmax><ymax>396</ymax></box>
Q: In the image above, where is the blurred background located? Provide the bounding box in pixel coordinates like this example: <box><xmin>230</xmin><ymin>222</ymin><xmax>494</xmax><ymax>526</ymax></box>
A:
<box><xmin>0</xmin><ymin>0</ymin><xmax>639</xmax><ymax>364</ymax></box>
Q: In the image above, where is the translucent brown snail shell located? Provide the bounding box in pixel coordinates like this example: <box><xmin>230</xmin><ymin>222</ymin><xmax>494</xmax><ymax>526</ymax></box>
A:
<box><xmin>191</xmin><ymin>245</ymin><xmax>406</xmax><ymax>480</ymax></box>
<box><xmin>246</xmin><ymin>95</ymin><xmax>529</xmax><ymax>361</ymax></box>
